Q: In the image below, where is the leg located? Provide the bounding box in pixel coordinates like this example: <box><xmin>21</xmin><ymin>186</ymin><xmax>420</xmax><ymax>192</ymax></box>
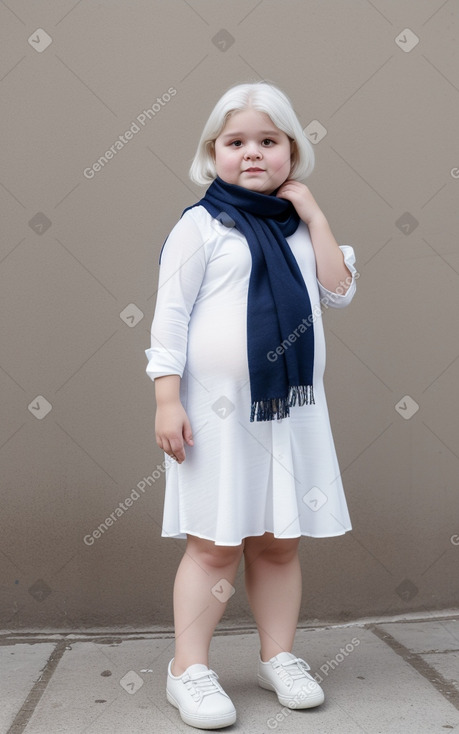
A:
<box><xmin>172</xmin><ymin>535</ymin><xmax>244</xmax><ymax>675</ymax></box>
<box><xmin>243</xmin><ymin>533</ymin><xmax>302</xmax><ymax>661</ymax></box>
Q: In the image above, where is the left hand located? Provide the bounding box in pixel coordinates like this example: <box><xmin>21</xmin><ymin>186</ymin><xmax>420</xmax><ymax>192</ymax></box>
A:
<box><xmin>276</xmin><ymin>180</ymin><xmax>325</xmax><ymax>226</ymax></box>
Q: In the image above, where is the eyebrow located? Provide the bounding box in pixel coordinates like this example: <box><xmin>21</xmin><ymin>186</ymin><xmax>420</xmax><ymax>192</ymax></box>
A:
<box><xmin>221</xmin><ymin>130</ymin><xmax>281</xmax><ymax>139</ymax></box>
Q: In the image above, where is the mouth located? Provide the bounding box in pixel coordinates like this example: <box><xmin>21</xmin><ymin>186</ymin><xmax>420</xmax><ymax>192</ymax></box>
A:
<box><xmin>244</xmin><ymin>168</ymin><xmax>265</xmax><ymax>173</ymax></box>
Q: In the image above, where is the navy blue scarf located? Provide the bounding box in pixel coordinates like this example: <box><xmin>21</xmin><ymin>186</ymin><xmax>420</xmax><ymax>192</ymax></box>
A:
<box><xmin>176</xmin><ymin>176</ymin><xmax>314</xmax><ymax>421</ymax></box>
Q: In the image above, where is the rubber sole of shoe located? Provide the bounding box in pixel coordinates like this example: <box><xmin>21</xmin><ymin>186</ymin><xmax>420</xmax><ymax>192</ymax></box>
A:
<box><xmin>166</xmin><ymin>689</ymin><xmax>237</xmax><ymax>729</ymax></box>
<box><xmin>258</xmin><ymin>676</ymin><xmax>325</xmax><ymax>709</ymax></box>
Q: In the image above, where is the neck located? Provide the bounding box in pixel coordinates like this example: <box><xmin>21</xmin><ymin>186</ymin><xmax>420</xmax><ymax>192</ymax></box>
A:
<box><xmin>214</xmin><ymin>176</ymin><xmax>280</xmax><ymax>198</ymax></box>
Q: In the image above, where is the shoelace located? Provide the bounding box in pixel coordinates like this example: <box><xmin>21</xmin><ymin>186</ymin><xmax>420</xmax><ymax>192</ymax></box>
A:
<box><xmin>183</xmin><ymin>669</ymin><xmax>224</xmax><ymax>702</ymax></box>
<box><xmin>274</xmin><ymin>657</ymin><xmax>313</xmax><ymax>685</ymax></box>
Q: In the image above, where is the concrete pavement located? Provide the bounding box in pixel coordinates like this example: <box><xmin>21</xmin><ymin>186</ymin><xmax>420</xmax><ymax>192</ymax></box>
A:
<box><xmin>1</xmin><ymin>611</ymin><xmax>459</xmax><ymax>733</ymax></box>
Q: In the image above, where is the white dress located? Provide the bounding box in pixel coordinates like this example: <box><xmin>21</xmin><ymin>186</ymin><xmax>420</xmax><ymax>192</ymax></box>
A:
<box><xmin>145</xmin><ymin>206</ymin><xmax>357</xmax><ymax>545</ymax></box>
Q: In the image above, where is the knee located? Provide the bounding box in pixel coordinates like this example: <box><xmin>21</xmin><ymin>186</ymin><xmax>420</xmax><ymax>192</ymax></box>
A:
<box><xmin>245</xmin><ymin>536</ymin><xmax>300</xmax><ymax>565</ymax></box>
<box><xmin>187</xmin><ymin>536</ymin><xmax>244</xmax><ymax>570</ymax></box>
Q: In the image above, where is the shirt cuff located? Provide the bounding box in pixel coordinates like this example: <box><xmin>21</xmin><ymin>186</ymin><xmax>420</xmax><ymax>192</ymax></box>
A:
<box><xmin>317</xmin><ymin>245</ymin><xmax>357</xmax><ymax>309</ymax></box>
<box><xmin>145</xmin><ymin>347</ymin><xmax>185</xmax><ymax>381</ymax></box>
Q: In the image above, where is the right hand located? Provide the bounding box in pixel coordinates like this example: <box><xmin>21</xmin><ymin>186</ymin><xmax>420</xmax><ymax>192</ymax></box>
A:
<box><xmin>155</xmin><ymin>401</ymin><xmax>194</xmax><ymax>464</ymax></box>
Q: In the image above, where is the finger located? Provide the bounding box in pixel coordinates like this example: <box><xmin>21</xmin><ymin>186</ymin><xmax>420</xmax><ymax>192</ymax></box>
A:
<box><xmin>183</xmin><ymin>419</ymin><xmax>194</xmax><ymax>446</ymax></box>
<box><xmin>169</xmin><ymin>437</ymin><xmax>185</xmax><ymax>464</ymax></box>
<box><xmin>163</xmin><ymin>446</ymin><xmax>180</xmax><ymax>463</ymax></box>
<box><xmin>157</xmin><ymin>435</ymin><xmax>177</xmax><ymax>460</ymax></box>
<box><xmin>161</xmin><ymin>439</ymin><xmax>173</xmax><ymax>457</ymax></box>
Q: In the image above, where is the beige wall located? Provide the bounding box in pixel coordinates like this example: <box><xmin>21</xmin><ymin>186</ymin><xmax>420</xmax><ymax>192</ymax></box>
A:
<box><xmin>1</xmin><ymin>0</ymin><xmax>458</xmax><ymax>630</ymax></box>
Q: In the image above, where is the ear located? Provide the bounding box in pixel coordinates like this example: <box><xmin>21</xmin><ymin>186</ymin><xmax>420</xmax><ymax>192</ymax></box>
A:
<box><xmin>207</xmin><ymin>140</ymin><xmax>216</xmax><ymax>161</ymax></box>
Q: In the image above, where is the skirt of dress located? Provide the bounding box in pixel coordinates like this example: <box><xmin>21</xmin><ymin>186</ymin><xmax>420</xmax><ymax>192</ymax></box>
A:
<box><xmin>160</xmin><ymin>316</ymin><xmax>352</xmax><ymax>545</ymax></box>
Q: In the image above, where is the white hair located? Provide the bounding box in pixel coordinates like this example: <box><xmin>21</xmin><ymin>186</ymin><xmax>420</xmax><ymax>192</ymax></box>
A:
<box><xmin>189</xmin><ymin>82</ymin><xmax>315</xmax><ymax>185</ymax></box>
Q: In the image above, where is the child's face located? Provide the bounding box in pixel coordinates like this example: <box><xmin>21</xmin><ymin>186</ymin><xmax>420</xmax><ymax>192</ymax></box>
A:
<box><xmin>213</xmin><ymin>108</ymin><xmax>292</xmax><ymax>194</ymax></box>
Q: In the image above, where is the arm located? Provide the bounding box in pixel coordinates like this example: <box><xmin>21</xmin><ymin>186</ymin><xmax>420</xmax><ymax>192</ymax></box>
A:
<box><xmin>155</xmin><ymin>375</ymin><xmax>193</xmax><ymax>464</ymax></box>
<box><xmin>145</xmin><ymin>209</ymin><xmax>208</xmax><ymax>462</ymax></box>
<box><xmin>276</xmin><ymin>180</ymin><xmax>352</xmax><ymax>294</ymax></box>
<box><xmin>307</xmin><ymin>213</ymin><xmax>352</xmax><ymax>293</ymax></box>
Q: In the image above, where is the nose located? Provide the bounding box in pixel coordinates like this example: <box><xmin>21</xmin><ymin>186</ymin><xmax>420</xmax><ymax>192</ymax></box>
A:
<box><xmin>243</xmin><ymin>142</ymin><xmax>262</xmax><ymax>159</ymax></box>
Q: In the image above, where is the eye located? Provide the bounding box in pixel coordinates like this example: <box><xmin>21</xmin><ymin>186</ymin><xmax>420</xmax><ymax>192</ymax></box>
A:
<box><xmin>262</xmin><ymin>139</ymin><xmax>275</xmax><ymax>146</ymax></box>
<box><xmin>230</xmin><ymin>140</ymin><xmax>242</xmax><ymax>147</ymax></box>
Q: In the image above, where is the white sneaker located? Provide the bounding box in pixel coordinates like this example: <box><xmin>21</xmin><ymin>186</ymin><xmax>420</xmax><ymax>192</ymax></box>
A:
<box><xmin>258</xmin><ymin>651</ymin><xmax>324</xmax><ymax>708</ymax></box>
<box><xmin>166</xmin><ymin>660</ymin><xmax>236</xmax><ymax>729</ymax></box>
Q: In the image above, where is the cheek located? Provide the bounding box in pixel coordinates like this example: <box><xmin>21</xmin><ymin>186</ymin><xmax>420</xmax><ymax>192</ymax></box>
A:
<box><xmin>216</xmin><ymin>150</ymin><xmax>237</xmax><ymax>173</ymax></box>
<box><xmin>273</xmin><ymin>149</ymin><xmax>292</xmax><ymax>173</ymax></box>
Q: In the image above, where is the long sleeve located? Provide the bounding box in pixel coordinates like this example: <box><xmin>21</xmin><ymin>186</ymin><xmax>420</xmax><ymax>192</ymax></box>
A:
<box><xmin>145</xmin><ymin>210</ymin><xmax>208</xmax><ymax>381</ymax></box>
<box><xmin>317</xmin><ymin>245</ymin><xmax>357</xmax><ymax>309</ymax></box>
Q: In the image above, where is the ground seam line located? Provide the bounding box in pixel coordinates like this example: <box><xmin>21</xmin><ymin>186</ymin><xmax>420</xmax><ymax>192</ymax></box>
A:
<box><xmin>7</xmin><ymin>639</ymin><xmax>68</xmax><ymax>734</ymax></box>
<box><xmin>368</xmin><ymin>624</ymin><xmax>459</xmax><ymax>712</ymax></box>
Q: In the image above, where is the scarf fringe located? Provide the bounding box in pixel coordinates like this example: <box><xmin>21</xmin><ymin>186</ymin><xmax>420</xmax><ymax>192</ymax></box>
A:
<box><xmin>250</xmin><ymin>385</ymin><xmax>315</xmax><ymax>422</ymax></box>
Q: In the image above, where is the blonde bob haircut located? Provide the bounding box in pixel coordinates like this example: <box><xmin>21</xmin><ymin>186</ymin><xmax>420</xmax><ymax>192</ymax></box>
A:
<box><xmin>189</xmin><ymin>82</ymin><xmax>315</xmax><ymax>186</ymax></box>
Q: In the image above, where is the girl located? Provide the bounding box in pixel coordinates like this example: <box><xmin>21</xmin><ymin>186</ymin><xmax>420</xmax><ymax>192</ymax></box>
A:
<box><xmin>145</xmin><ymin>81</ymin><xmax>357</xmax><ymax>730</ymax></box>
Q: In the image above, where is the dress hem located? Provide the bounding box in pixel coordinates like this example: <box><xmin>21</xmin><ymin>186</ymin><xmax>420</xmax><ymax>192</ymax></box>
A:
<box><xmin>161</xmin><ymin>526</ymin><xmax>352</xmax><ymax>545</ymax></box>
